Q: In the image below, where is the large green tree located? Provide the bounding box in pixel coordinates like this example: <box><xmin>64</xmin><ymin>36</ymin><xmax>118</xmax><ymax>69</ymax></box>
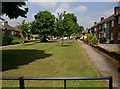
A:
<box><xmin>31</xmin><ymin>11</ymin><xmax>55</xmax><ymax>42</ymax></box>
<box><xmin>1</xmin><ymin>1</ymin><xmax>28</xmax><ymax>20</ymax></box>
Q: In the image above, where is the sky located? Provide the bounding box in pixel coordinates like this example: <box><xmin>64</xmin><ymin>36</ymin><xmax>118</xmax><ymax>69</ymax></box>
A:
<box><xmin>1</xmin><ymin>0</ymin><xmax>119</xmax><ymax>29</ymax></box>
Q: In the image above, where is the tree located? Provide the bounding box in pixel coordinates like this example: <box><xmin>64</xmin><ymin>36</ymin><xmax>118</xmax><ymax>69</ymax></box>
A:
<box><xmin>63</xmin><ymin>13</ymin><xmax>78</xmax><ymax>39</ymax></box>
<box><xmin>74</xmin><ymin>24</ymin><xmax>84</xmax><ymax>37</ymax></box>
<box><xmin>55</xmin><ymin>11</ymin><xmax>66</xmax><ymax>45</ymax></box>
<box><xmin>18</xmin><ymin>20</ymin><xmax>30</xmax><ymax>43</ymax></box>
<box><xmin>31</xmin><ymin>11</ymin><xmax>55</xmax><ymax>42</ymax></box>
<box><xmin>1</xmin><ymin>1</ymin><xmax>28</xmax><ymax>20</ymax></box>
<box><xmin>55</xmin><ymin>11</ymin><xmax>79</xmax><ymax>45</ymax></box>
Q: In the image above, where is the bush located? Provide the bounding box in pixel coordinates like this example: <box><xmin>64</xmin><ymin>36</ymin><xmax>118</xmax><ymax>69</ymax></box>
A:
<box><xmin>100</xmin><ymin>37</ymin><xmax>106</xmax><ymax>43</ymax></box>
<box><xmin>12</xmin><ymin>36</ymin><xmax>23</xmax><ymax>44</ymax></box>
<box><xmin>90</xmin><ymin>36</ymin><xmax>97</xmax><ymax>45</ymax></box>
<box><xmin>2</xmin><ymin>29</ymin><xmax>13</xmax><ymax>45</ymax></box>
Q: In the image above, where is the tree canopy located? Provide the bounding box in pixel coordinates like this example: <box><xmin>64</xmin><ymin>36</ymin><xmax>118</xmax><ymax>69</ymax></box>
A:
<box><xmin>1</xmin><ymin>1</ymin><xmax>28</xmax><ymax>20</ymax></box>
<box><xmin>31</xmin><ymin>11</ymin><xmax>55</xmax><ymax>42</ymax></box>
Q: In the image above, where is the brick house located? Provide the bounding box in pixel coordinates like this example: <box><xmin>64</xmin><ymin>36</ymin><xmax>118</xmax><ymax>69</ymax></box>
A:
<box><xmin>89</xmin><ymin>6</ymin><xmax>120</xmax><ymax>44</ymax></box>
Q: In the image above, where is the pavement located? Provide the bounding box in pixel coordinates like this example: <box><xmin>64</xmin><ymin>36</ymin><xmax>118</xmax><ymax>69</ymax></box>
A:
<box><xmin>79</xmin><ymin>40</ymin><xmax>119</xmax><ymax>88</ymax></box>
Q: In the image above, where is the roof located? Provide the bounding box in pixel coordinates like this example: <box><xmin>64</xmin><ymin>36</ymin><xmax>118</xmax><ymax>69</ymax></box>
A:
<box><xmin>6</xmin><ymin>25</ymin><xmax>14</xmax><ymax>31</ymax></box>
<box><xmin>89</xmin><ymin>13</ymin><xmax>119</xmax><ymax>29</ymax></box>
<box><xmin>0</xmin><ymin>22</ymin><xmax>20</xmax><ymax>32</ymax></box>
<box><xmin>13</xmin><ymin>26</ymin><xmax>21</xmax><ymax>32</ymax></box>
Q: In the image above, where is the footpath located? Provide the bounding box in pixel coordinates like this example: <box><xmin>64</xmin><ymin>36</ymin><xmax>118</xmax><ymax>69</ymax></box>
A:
<box><xmin>79</xmin><ymin>40</ymin><xmax>119</xmax><ymax>88</ymax></box>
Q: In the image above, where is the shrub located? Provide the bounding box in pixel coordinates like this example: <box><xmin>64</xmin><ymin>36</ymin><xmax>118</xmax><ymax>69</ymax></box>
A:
<box><xmin>12</xmin><ymin>36</ymin><xmax>23</xmax><ymax>44</ymax></box>
<box><xmin>100</xmin><ymin>37</ymin><xmax>106</xmax><ymax>43</ymax></box>
<box><xmin>2</xmin><ymin>29</ymin><xmax>13</xmax><ymax>45</ymax></box>
<box><xmin>90</xmin><ymin>36</ymin><xmax>97</xmax><ymax>45</ymax></box>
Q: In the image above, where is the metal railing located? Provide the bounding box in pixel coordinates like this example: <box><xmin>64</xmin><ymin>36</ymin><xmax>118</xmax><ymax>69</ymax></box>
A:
<box><xmin>1</xmin><ymin>76</ymin><xmax>112</xmax><ymax>89</ymax></box>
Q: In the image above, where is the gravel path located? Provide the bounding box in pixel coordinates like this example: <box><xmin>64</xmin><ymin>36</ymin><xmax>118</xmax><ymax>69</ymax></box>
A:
<box><xmin>79</xmin><ymin>40</ymin><xmax>119</xmax><ymax>88</ymax></box>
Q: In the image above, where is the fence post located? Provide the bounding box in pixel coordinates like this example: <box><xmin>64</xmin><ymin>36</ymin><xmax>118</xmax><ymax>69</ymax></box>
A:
<box><xmin>19</xmin><ymin>76</ymin><xmax>25</xmax><ymax>89</ymax></box>
<box><xmin>109</xmin><ymin>76</ymin><xmax>112</xmax><ymax>89</ymax></box>
<box><xmin>64</xmin><ymin>80</ymin><xmax>66</xmax><ymax>89</ymax></box>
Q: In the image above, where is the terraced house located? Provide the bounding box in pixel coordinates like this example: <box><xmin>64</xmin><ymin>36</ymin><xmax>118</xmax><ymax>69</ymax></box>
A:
<box><xmin>89</xmin><ymin>6</ymin><xmax>120</xmax><ymax>44</ymax></box>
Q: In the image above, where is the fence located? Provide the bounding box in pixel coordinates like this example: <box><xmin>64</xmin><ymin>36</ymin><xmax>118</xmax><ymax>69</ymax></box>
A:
<box><xmin>1</xmin><ymin>76</ymin><xmax>112</xmax><ymax>89</ymax></box>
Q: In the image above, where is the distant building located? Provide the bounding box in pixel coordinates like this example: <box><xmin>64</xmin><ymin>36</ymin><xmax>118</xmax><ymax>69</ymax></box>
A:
<box><xmin>89</xmin><ymin>6</ymin><xmax>120</xmax><ymax>44</ymax></box>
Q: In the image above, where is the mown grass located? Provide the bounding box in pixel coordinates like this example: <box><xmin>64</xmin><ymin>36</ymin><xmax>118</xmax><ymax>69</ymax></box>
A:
<box><xmin>1</xmin><ymin>40</ymin><xmax>105</xmax><ymax>87</ymax></box>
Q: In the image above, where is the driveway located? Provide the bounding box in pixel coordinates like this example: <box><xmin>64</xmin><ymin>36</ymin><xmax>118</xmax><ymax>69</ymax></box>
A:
<box><xmin>79</xmin><ymin>40</ymin><xmax>119</xmax><ymax>88</ymax></box>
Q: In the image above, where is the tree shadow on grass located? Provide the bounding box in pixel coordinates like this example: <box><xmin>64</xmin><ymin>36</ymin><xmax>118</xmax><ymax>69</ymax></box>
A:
<box><xmin>2</xmin><ymin>49</ymin><xmax>52</xmax><ymax>71</ymax></box>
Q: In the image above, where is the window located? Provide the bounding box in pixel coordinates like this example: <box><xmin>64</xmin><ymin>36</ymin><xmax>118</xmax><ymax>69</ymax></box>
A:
<box><xmin>111</xmin><ymin>20</ymin><xmax>114</xmax><ymax>27</ymax></box>
<box><xmin>99</xmin><ymin>25</ymin><xmax>101</xmax><ymax>29</ymax></box>
<box><xmin>111</xmin><ymin>33</ymin><xmax>114</xmax><ymax>40</ymax></box>
<box><xmin>104</xmin><ymin>23</ymin><xmax>107</xmax><ymax>28</ymax></box>
<box><xmin>94</xmin><ymin>28</ymin><xmax>97</xmax><ymax>32</ymax></box>
<box><xmin>11</xmin><ymin>31</ymin><xmax>15</xmax><ymax>35</ymax></box>
<box><xmin>118</xmin><ymin>16</ymin><xmax>120</xmax><ymax>24</ymax></box>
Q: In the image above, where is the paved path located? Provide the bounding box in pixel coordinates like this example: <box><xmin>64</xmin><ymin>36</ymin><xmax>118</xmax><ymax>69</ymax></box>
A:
<box><xmin>79</xmin><ymin>40</ymin><xmax>119</xmax><ymax>88</ymax></box>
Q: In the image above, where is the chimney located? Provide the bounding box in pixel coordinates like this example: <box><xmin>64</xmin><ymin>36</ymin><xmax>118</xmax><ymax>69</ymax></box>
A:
<box><xmin>101</xmin><ymin>17</ymin><xmax>104</xmax><ymax>22</ymax></box>
<box><xmin>114</xmin><ymin>6</ymin><xmax>120</xmax><ymax>14</ymax></box>
<box><xmin>94</xmin><ymin>22</ymin><xmax>97</xmax><ymax>25</ymax></box>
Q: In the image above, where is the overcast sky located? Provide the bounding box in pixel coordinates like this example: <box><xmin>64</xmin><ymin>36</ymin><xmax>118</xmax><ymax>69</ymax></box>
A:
<box><xmin>1</xmin><ymin>0</ymin><xmax>119</xmax><ymax>29</ymax></box>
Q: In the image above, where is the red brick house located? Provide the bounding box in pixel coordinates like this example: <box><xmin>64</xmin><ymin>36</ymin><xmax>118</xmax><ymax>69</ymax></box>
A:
<box><xmin>89</xmin><ymin>6</ymin><xmax>120</xmax><ymax>44</ymax></box>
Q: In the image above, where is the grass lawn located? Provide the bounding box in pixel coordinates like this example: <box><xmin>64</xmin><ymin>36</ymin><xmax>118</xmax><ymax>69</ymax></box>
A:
<box><xmin>1</xmin><ymin>40</ymin><xmax>105</xmax><ymax>87</ymax></box>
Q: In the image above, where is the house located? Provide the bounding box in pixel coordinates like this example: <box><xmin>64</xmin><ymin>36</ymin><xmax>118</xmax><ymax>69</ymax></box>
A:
<box><xmin>0</xmin><ymin>21</ymin><xmax>21</xmax><ymax>38</ymax></box>
<box><xmin>89</xmin><ymin>6</ymin><xmax>120</xmax><ymax>44</ymax></box>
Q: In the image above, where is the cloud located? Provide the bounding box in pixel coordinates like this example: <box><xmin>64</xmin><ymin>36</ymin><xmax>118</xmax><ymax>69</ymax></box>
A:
<box><xmin>75</xmin><ymin>5</ymin><xmax>87</xmax><ymax>12</ymax></box>
<box><xmin>55</xmin><ymin>2</ymin><xmax>74</xmax><ymax>14</ymax></box>
<box><xmin>36</xmin><ymin>2</ymin><xmax>56</xmax><ymax>8</ymax></box>
<box><xmin>28</xmin><ymin>0</ymin><xmax>119</xmax><ymax>2</ymax></box>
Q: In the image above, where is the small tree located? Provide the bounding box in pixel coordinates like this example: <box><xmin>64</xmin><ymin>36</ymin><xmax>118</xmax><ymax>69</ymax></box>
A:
<box><xmin>18</xmin><ymin>20</ymin><xmax>30</xmax><ymax>44</ymax></box>
<box><xmin>2</xmin><ymin>28</ymin><xmax>13</xmax><ymax>45</ymax></box>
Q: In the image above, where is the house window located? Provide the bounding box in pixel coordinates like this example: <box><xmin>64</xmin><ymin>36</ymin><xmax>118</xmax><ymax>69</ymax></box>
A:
<box><xmin>11</xmin><ymin>31</ymin><xmax>15</xmax><ymax>35</ymax></box>
<box><xmin>111</xmin><ymin>20</ymin><xmax>114</xmax><ymax>27</ymax></box>
<box><xmin>118</xmin><ymin>16</ymin><xmax>120</xmax><ymax>24</ymax></box>
<box><xmin>111</xmin><ymin>33</ymin><xmax>114</xmax><ymax>40</ymax></box>
<box><xmin>99</xmin><ymin>25</ymin><xmax>101</xmax><ymax>29</ymax></box>
<box><xmin>94</xmin><ymin>28</ymin><xmax>97</xmax><ymax>32</ymax></box>
<box><xmin>104</xmin><ymin>23</ymin><xmax>107</xmax><ymax>28</ymax></box>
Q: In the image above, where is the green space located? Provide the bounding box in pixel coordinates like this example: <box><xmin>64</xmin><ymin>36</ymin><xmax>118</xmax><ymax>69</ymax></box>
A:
<box><xmin>2</xmin><ymin>40</ymin><xmax>105</xmax><ymax>87</ymax></box>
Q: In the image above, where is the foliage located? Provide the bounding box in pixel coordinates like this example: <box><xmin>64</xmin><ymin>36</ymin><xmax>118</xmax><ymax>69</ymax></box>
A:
<box><xmin>99</xmin><ymin>37</ymin><xmax>106</xmax><ymax>43</ymax></box>
<box><xmin>84</xmin><ymin>32</ymin><xmax>97</xmax><ymax>45</ymax></box>
<box><xmin>18</xmin><ymin>20</ymin><xmax>30</xmax><ymax>34</ymax></box>
<box><xmin>55</xmin><ymin>12</ymin><xmax>79</xmax><ymax>38</ymax></box>
<box><xmin>31</xmin><ymin>11</ymin><xmax>55</xmax><ymax>42</ymax></box>
<box><xmin>18</xmin><ymin>20</ymin><xmax>31</xmax><ymax>43</ymax></box>
<box><xmin>2</xmin><ymin>29</ymin><xmax>13</xmax><ymax>45</ymax></box>
<box><xmin>90</xmin><ymin>36</ymin><xmax>97</xmax><ymax>45</ymax></box>
<box><xmin>12</xmin><ymin>36</ymin><xmax>23</xmax><ymax>44</ymax></box>
<box><xmin>55</xmin><ymin>11</ymin><xmax>81</xmax><ymax>45</ymax></box>
<box><xmin>1</xmin><ymin>2</ymin><xmax>28</xmax><ymax>19</ymax></box>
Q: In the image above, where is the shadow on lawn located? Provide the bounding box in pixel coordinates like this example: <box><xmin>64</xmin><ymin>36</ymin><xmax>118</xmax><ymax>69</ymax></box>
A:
<box><xmin>2</xmin><ymin>49</ymin><xmax>52</xmax><ymax>71</ymax></box>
